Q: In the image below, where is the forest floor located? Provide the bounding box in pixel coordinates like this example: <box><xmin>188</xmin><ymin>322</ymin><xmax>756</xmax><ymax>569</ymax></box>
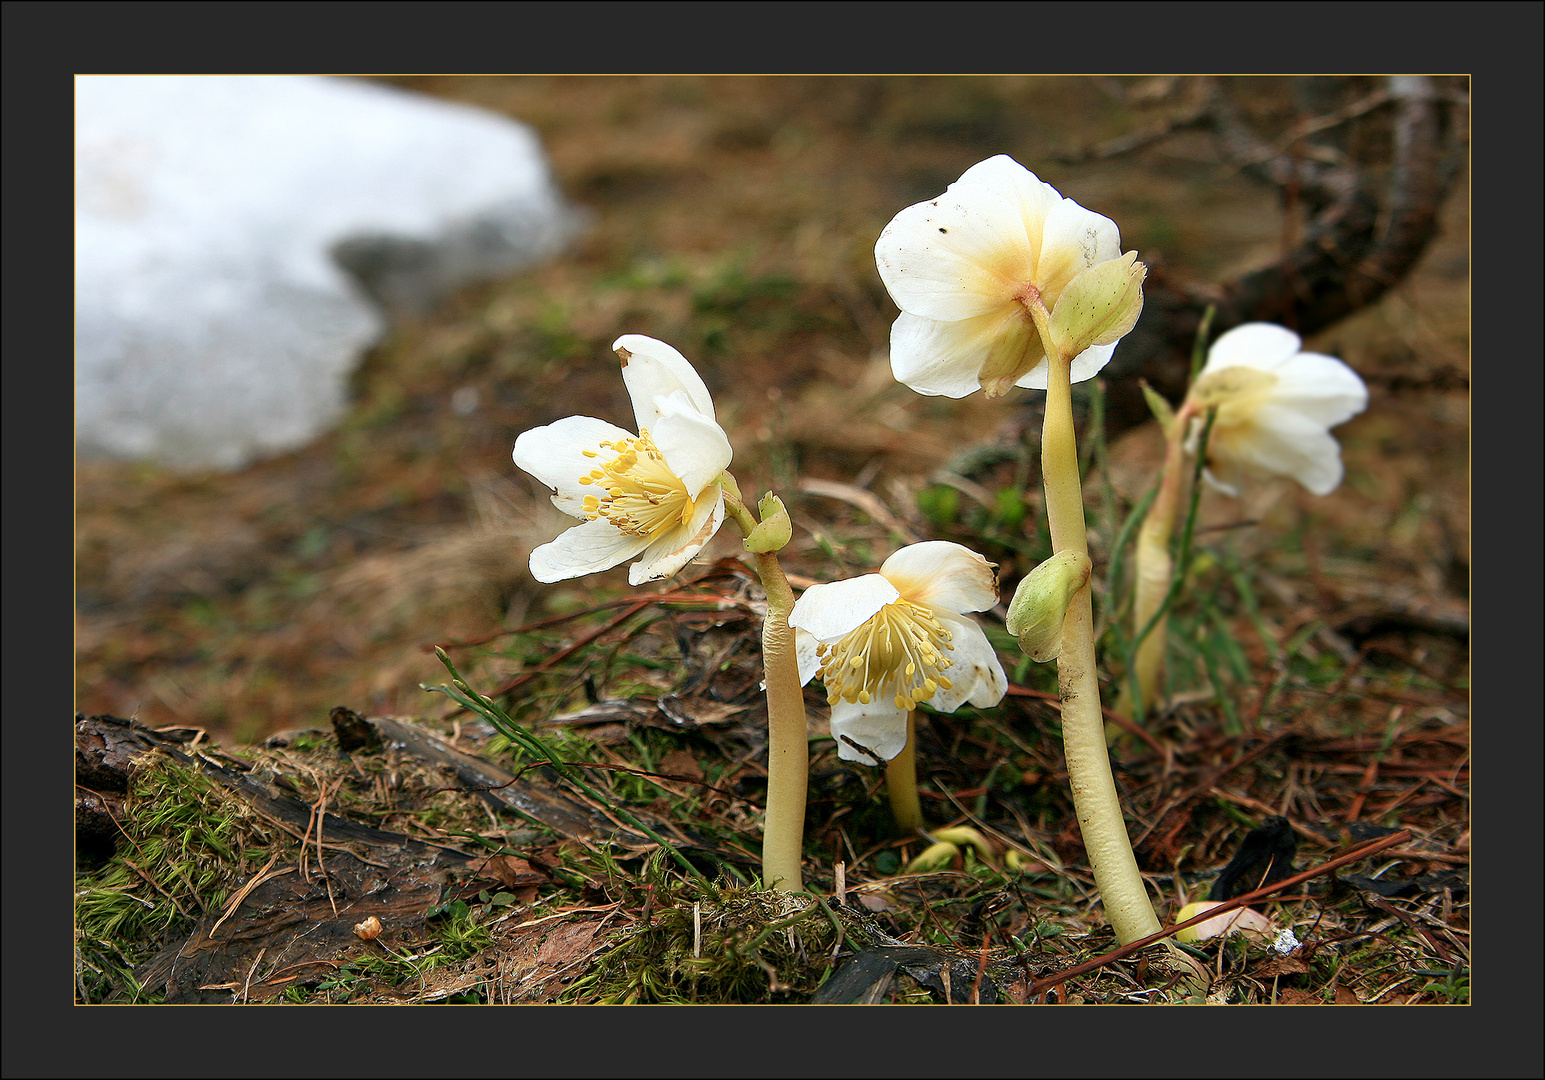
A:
<box><xmin>75</xmin><ymin>76</ymin><xmax>1469</xmax><ymax>1007</ymax></box>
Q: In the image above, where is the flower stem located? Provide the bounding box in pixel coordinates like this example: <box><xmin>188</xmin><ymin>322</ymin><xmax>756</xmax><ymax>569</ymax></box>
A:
<box><xmin>1115</xmin><ymin>411</ymin><xmax>1189</xmax><ymax>723</ymax></box>
<box><xmin>1031</xmin><ymin>308</ymin><xmax>1161</xmax><ymax>945</ymax></box>
<box><xmin>885</xmin><ymin>713</ymin><xmax>923</xmax><ymax>836</ymax></box>
<box><xmin>722</xmin><ymin>482</ymin><xmax>808</xmax><ymax>892</ymax></box>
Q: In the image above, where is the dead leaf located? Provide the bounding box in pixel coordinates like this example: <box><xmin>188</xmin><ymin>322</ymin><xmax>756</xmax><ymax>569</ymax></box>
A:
<box><xmin>467</xmin><ymin>854</ymin><xmax>549</xmax><ymax>890</ymax></box>
<box><xmin>1254</xmin><ymin>954</ymin><xmax>1312</xmax><ymax>977</ymax></box>
<box><xmin>658</xmin><ymin>749</ymin><xmax>705</xmax><ymax>783</ymax></box>
<box><xmin>1279</xmin><ymin>987</ymin><xmax>1321</xmax><ymax>1004</ymax></box>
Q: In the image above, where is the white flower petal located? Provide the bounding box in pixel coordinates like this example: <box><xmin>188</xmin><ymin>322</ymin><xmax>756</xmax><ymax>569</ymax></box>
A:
<box><xmin>1035</xmin><ymin>197</ymin><xmax>1122</xmax><ymax>300</ymax></box>
<box><xmin>890</xmin><ymin>309</ymin><xmax>1043</xmax><ymax>399</ymax></box>
<box><xmin>1270</xmin><ymin>352</ymin><xmax>1369</xmax><ymax>427</ymax></box>
<box><xmin>955</xmin><ymin>155</ymin><xmax>1063</xmax><ymax>260</ymax></box>
<box><xmin>614</xmin><ymin>334</ymin><xmax>718</xmax><ymax>425</ymax></box>
<box><xmin>874</xmin><ymin>184</ymin><xmax>1032</xmax><ymax>322</ymax></box>
<box><xmin>1204</xmin><ymin>323</ymin><xmax>1302</xmax><ymax>374</ymax></box>
<box><xmin>794</xmin><ymin>627</ymin><xmax>822</xmax><ymax>686</ymax></box>
<box><xmin>626</xmin><ymin>489</ymin><xmax>726</xmax><ymax>585</ymax></box>
<box><xmin>789</xmin><ymin>574</ymin><xmax>901</xmax><ymax>641</ymax></box>
<box><xmin>880</xmin><ymin>541</ymin><xmax>999</xmax><ymax>614</ymax></box>
<box><xmin>1217</xmin><ymin>404</ymin><xmax>1346</xmax><ymax>496</ymax></box>
<box><xmin>1200</xmin><ymin>465</ymin><xmax>1243</xmax><ymax>497</ymax></box>
<box><xmin>529</xmin><ymin>516</ymin><xmax>652</xmax><ymax>583</ymax></box>
<box><xmin>828</xmin><ymin>700</ymin><xmax>911</xmax><ymax>763</ymax></box>
<box><xmin>650</xmin><ymin>392</ymin><xmax>734</xmax><ymax>494</ymax></box>
<box><xmin>512</xmin><ymin>415</ymin><xmax>638</xmax><ymax>504</ymax></box>
<box><xmin>929</xmin><ymin>613</ymin><xmax>1007</xmax><ymax>712</ymax></box>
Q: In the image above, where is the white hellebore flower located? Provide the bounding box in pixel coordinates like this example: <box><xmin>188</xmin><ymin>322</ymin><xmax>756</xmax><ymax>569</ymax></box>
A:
<box><xmin>513</xmin><ymin>335</ymin><xmax>732</xmax><ymax>585</ymax></box>
<box><xmin>1187</xmin><ymin>323</ymin><xmax>1369</xmax><ymax>497</ymax></box>
<box><xmin>875</xmin><ymin>154</ymin><xmax>1145</xmax><ymax>399</ymax></box>
<box><xmin>789</xmin><ymin>541</ymin><xmax>1008</xmax><ymax>764</ymax></box>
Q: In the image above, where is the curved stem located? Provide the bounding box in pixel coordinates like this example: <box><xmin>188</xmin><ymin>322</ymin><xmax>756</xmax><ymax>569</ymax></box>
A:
<box><xmin>885</xmin><ymin>713</ymin><xmax>922</xmax><ymax>836</ymax></box>
<box><xmin>1030</xmin><ymin>305</ymin><xmax>1161</xmax><ymax>946</ymax></box>
<box><xmin>722</xmin><ymin>484</ymin><xmax>807</xmax><ymax>892</ymax></box>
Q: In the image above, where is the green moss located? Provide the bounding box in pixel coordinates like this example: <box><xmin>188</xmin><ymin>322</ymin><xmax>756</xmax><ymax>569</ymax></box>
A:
<box><xmin>75</xmin><ymin>754</ymin><xmax>280</xmax><ymax>1003</ymax></box>
<box><xmin>564</xmin><ymin>869</ymin><xmax>872</xmax><ymax>1004</ymax></box>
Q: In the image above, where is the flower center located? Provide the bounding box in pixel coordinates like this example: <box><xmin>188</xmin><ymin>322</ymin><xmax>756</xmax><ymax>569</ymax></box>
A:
<box><xmin>1189</xmin><ymin>366</ymin><xmax>1279</xmax><ymax>427</ymax></box>
<box><xmin>815</xmin><ymin>598</ymin><xmax>955</xmax><ymax>711</ymax></box>
<box><xmin>577</xmin><ymin>429</ymin><xmax>695</xmax><ymax>538</ymax></box>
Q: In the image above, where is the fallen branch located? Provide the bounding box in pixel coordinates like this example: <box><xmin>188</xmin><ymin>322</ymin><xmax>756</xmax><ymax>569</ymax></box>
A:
<box><xmin>1027</xmin><ymin>827</ymin><xmax>1413</xmax><ymax>997</ymax></box>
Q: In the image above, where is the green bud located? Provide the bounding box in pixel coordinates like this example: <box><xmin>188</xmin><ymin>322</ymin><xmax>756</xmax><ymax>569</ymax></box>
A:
<box><xmin>1141</xmin><ymin>380</ymin><xmax>1177</xmax><ymax>437</ymax></box>
<box><xmin>904</xmin><ymin>841</ymin><xmax>961</xmax><ymax>874</ymax></box>
<box><xmin>1049</xmin><ymin>251</ymin><xmax>1146</xmax><ymax>360</ymax></box>
<box><xmin>1005</xmin><ymin>550</ymin><xmax>1093</xmax><ymax>662</ymax></box>
<box><xmin>744</xmin><ymin>492</ymin><xmax>792</xmax><ymax>553</ymax></box>
<box><xmin>930</xmin><ymin>826</ymin><xmax>993</xmax><ymax>862</ymax></box>
<box><xmin>716</xmin><ymin>471</ymin><xmax>744</xmax><ymax>505</ymax></box>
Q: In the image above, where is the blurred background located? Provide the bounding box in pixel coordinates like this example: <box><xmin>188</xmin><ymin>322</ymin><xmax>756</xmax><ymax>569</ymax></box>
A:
<box><xmin>74</xmin><ymin>76</ymin><xmax>1469</xmax><ymax>747</ymax></box>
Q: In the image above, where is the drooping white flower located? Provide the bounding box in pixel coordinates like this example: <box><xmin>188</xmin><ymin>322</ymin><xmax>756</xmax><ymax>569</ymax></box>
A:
<box><xmin>874</xmin><ymin>154</ymin><xmax>1145</xmax><ymax>398</ymax></box>
<box><xmin>1186</xmin><ymin>323</ymin><xmax>1369</xmax><ymax>497</ymax></box>
<box><xmin>789</xmin><ymin>541</ymin><xmax>1008</xmax><ymax>763</ymax></box>
<box><xmin>513</xmin><ymin>335</ymin><xmax>732</xmax><ymax>585</ymax></box>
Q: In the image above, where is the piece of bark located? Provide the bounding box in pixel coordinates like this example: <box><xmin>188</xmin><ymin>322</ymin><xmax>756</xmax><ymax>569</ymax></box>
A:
<box><xmin>1093</xmin><ymin>76</ymin><xmax>1467</xmax><ymax>441</ymax></box>
<box><xmin>76</xmin><ymin>712</ymin><xmax>749</xmax><ymax>1002</ymax></box>
<box><xmin>77</xmin><ymin>715</ymin><xmax>480</xmax><ymax>1002</ymax></box>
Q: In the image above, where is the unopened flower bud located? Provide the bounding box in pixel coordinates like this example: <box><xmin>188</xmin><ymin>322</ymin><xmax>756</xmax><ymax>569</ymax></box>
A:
<box><xmin>1005</xmin><ymin>550</ymin><xmax>1092</xmax><ymax>662</ymax></box>
<box><xmin>1049</xmin><ymin>251</ymin><xmax>1146</xmax><ymax>361</ymax></box>
<box><xmin>1141</xmin><ymin>381</ymin><xmax>1178</xmax><ymax>437</ymax></box>
<box><xmin>744</xmin><ymin>492</ymin><xmax>792</xmax><ymax>553</ymax></box>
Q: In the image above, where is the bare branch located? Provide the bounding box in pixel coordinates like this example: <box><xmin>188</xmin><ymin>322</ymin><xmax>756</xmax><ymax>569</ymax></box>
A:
<box><xmin>1097</xmin><ymin>76</ymin><xmax>1468</xmax><ymax>440</ymax></box>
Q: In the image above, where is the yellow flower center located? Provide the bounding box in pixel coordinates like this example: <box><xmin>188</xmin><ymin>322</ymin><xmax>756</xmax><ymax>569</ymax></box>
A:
<box><xmin>815</xmin><ymin>598</ymin><xmax>956</xmax><ymax>711</ymax></box>
<box><xmin>1189</xmin><ymin>366</ymin><xmax>1279</xmax><ymax>428</ymax></box>
<box><xmin>577</xmin><ymin>429</ymin><xmax>696</xmax><ymax>537</ymax></box>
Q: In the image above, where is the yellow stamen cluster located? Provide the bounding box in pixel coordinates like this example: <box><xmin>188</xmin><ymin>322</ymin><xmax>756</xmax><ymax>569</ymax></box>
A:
<box><xmin>577</xmin><ymin>429</ymin><xmax>695</xmax><ymax>538</ymax></box>
<box><xmin>815</xmin><ymin>598</ymin><xmax>956</xmax><ymax>710</ymax></box>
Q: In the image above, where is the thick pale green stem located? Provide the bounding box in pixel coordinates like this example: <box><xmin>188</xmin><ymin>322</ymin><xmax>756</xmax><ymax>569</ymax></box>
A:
<box><xmin>885</xmin><ymin>713</ymin><xmax>922</xmax><ymax>835</ymax></box>
<box><xmin>1030</xmin><ymin>303</ymin><xmax>1161</xmax><ymax>946</ymax></box>
<box><xmin>1115</xmin><ymin>415</ymin><xmax>1188</xmax><ymax>722</ymax></box>
<box><xmin>753</xmin><ymin>549</ymin><xmax>807</xmax><ymax>892</ymax></box>
<box><xmin>723</xmin><ymin>484</ymin><xmax>807</xmax><ymax>892</ymax></box>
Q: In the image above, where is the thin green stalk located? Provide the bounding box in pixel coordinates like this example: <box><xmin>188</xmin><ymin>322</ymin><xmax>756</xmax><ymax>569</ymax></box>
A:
<box><xmin>1120</xmin><ymin>410</ymin><xmax>1217</xmax><ymax>722</ymax></box>
<box><xmin>1027</xmin><ymin>298</ymin><xmax>1160</xmax><ymax>946</ymax></box>
<box><xmin>1201</xmin><ymin>604</ymin><xmax>1245</xmax><ymax>735</ymax></box>
<box><xmin>1102</xmin><ymin>481</ymin><xmax>1160</xmax><ymax>633</ymax></box>
<box><xmin>1111</xmin><ymin>307</ymin><xmax>1216</xmax><ymax>725</ymax></box>
<box><xmin>1115</xmin><ymin>413</ymin><xmax>1189</xmax><ymax>722</ymax></box>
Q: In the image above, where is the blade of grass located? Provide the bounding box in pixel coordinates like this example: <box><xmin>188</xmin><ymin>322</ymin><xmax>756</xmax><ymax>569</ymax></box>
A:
<box><xmin>426</xmin><ymin>649</ymin><xmax>711</xmax><ymax>886</ymax></box>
